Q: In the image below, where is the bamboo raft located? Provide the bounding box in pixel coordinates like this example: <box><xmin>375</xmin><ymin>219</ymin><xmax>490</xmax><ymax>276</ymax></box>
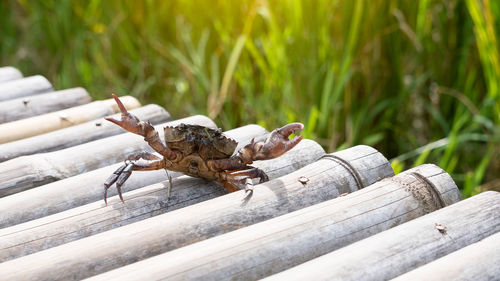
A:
<box><xmin>0</xmin><ymin>66</ymin><xmax>498</xmax><ymax>281</ymax></box>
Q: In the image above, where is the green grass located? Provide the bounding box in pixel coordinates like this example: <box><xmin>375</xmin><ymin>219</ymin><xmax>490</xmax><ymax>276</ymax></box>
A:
<box><xmin>1</xmin><ymin>0</ymin><xmax>499</xmax><ymax>196</ymax></box>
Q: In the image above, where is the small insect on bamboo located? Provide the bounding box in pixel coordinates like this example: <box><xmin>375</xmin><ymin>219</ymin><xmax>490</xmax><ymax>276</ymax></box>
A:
<box><xmin>103</xmin><ymin>94</ymin><xmax>304</xmax><ymax>205</ymax></box>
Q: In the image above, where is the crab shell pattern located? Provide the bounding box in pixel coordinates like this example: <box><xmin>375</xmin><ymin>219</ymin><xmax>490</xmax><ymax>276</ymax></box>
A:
<box><xmin>163</xmin><ymin>124</ymin><xmax>237</xmax><ymax>160</ymax></box>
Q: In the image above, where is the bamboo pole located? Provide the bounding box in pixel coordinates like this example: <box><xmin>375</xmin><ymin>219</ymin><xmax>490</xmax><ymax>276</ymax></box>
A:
<box><xmin>0</xmin><ymin>95</ymin><xmax>140</xmax><ymax>144</ymax></box>
<box><xmin>0</xmin><ymin>87</ymin><xmax>92</xmax><ymax>123</ymax></box>
<box><xmin>0</xmin><ymin>75</ymin><xmax>53</xmax><ymax>101</ymax></box>
<box><xmin>391</xmin><ymin>230</ymin><xmax>500</xmax><ymax>281</ymax></box>
<box><xmin>0</xmin><ymin>115</ymin><xmax>216</xmax><ymax>197</ymax></box>
<box><xmin>0</xmin><ymin>145</ymin><xmax>394</xmax><ymax>280</ymax></box>
<box><xmin>0</xmin><ymin>104</ymin><xmax>170</xmax><ymax>162</ymax></box>
<box><xmin>0</xmin><ymin>140</ymin><xmax>324</xmax><ymax>261</ymax></box>
<box><xmin>81</xmin><ymin>164</ymin><xmax>461</xmax><ymax>281</ymax></box>
<box><xmin>262</xmin><ymin>192</ymin><xmax>498</xmax><ymax>281</ymax></box>
<box><xmin>0</xmin><ymin>66</ymin><xmax>23</xmax><ymax>82</ymax></box>
<box><xmin>0</xmin><ymin>124</ymin><xmax>267</xmax><ymax>228</ymax></box>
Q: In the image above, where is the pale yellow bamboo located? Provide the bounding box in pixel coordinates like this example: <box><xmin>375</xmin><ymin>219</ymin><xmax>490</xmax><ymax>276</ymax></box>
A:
<box><xmin>0</xmin><ymin>96</ymin><xmax>140</xmax><ymax>144</ymax></box>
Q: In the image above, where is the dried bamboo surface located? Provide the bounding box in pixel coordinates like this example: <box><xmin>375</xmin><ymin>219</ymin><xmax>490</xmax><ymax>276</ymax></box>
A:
<box><xmin>0</xmin><ymin>104</ymin><xmax>170</xmax><ymax>162</ymax></box>
<box><xmin>85</xmin><ymin>164</ymin><xmax>460</xmax><ymax>281</ymax></box>
<box><xmin>0</xmin><ymin>140</ymin><xmax>324</xmax><ymax>261</ymax></box>
<box><xmin>0</xmin><ymin>115</ymin><xmax>215</xmax><ymax>197</ymax></box>
<box><xmin>391</xmin><ymin>230</ymin><xmax>500</xmax><ymax>281</ymax></box>
<box><xmin>0</xmin><ymin>66</ymin><xmax>23</xmax><ymax>82</ymax></box>
<box><xmin>0</xmin><ymin>124</ymin><xmax>266</xmax><ymax>227</ymax></box>
<box><xmin>0</xmin><ymin>145</ymin><xmax>393</xmax><ymax>280</ymax></box>
<box><xmin>0</xmin><ymin>95</ymin><xmax>140</xmax><ymax>144</ymax></box>
<box><xmin>263</xmin><ymin>192</ymin><xmax>499</xmax><ymax>281</ymax></box>
<box><xmin>0</xmin><ymin>75</ymin><xmax>53</xmax><ymax>101</ymax></box>
<box><xmin>0</xmin><ymin>87</ymin><xmax>92</xmax><ymax>123</ymax></box>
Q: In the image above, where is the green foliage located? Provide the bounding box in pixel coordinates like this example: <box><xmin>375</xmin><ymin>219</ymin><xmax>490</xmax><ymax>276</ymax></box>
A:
<box><xmin>1</xmin><ymin>0</ymin><xmax>499</xmax><ymax>196</ymax></box>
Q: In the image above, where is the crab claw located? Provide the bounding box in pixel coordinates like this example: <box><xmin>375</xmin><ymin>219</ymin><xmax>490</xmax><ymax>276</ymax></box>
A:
<box><xmin>105</xmin><ymin>94</ymin><xmax>145</xmax><ymax>135</ymax></box>
<box><xmin>253</xmin><ymin>122</ymin><xmax>304</xmax><ymax>160</ymax></box>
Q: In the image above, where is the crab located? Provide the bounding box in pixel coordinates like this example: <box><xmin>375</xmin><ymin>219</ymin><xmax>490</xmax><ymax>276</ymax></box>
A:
<box><xmin>103</xmin><ymin>94</ymin><xmax>304</xmax><ymax>204</ymax></box>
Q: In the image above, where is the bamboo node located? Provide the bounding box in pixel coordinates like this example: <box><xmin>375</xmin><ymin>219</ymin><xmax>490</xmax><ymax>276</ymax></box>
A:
<box><xmin>389</xmin><ymin>173</ymin><xmax>444</xmax><ymax>214</ymax></box>
<box><xmin>320</xmin><ymin>154</ymin><xmax>364</xmax><ymax>190</ymax></box>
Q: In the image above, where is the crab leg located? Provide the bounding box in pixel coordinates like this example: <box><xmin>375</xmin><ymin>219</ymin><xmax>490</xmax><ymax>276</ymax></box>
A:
<box><xmin>221</xmin><ymin>167</ymin><xmax>269</xmax><ymax>196</ymax></box>
<box><xmin>105</xmin><ymin>94</ymin><xmax>180</xmax><ymax>161</ymax></box>
<box><xmin>104</xmin><ymin>163</ymin><xmax>127</xmax><ymax>202</ymax></box>
<box><xmin>115</xmin><ymin>162</ymin><xmax>134</xmax><ymax>202</ymax></box>
<box><xmin>104</xmin><ymin>152</ymin><xmax>166</xmax><ymax>205</ymax></box>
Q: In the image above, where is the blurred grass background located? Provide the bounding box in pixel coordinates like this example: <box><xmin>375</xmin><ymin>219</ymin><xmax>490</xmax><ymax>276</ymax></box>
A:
<box><xmin>0</xmin><ymin>0</ymin><xmax>499</xmax><ymax>196</ymax></box>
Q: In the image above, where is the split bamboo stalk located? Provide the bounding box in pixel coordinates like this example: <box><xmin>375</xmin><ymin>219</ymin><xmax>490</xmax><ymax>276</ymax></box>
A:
<box><xmin>0</xmin><ymin>140</ymin><xmax>324</xmax><ymax>260</ymax></box>
<box><xmin>391</xmin><ymin>230</ymin><xmax>500</xmax><ymax>281</ymax></box>
<box><xmin>83</xmin><ymin>164</ymin><xmax>461</xmax><ymax>281</ymax></box>
<box><xmin>263</xmin><ymin>192</ymin><xmax>498</xmax><ymax>281</ymax></box>
<box><xmin>0</xmin><ymin>145</ymin><xmax>394</xmax><ymax>280</ymax></box>
<box><xmin>0</xmin><ymin>104</ymin><xmax>170</xmax><ymax>162</ymax></box>
<box><xmin>0</xmin><ymin>124</ymin><xmax>267</xmax><ymax>228</ymax></box>
<box><xmin>0</xmin><ymin>87</ymin><xmax>92</xmax><ymax>123</ymax></box>
<box><xmin>0</xmin><ymin>66</ymin><xmax>23</xmax><ymax>82</ymax></box>
<box><xmin>0</xmin><ymin>75</ymin><xmax>53</xmax><ymax>101</ymax></box>
<box><xmin>0</xmin><ymin>115</ymin><xmax>216</xmax><ymax>197</ymax></box>
<box><xmin>0</xmin><ymin>95</ymin><xmax>140</xmax><ymax>144</ymax></box>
